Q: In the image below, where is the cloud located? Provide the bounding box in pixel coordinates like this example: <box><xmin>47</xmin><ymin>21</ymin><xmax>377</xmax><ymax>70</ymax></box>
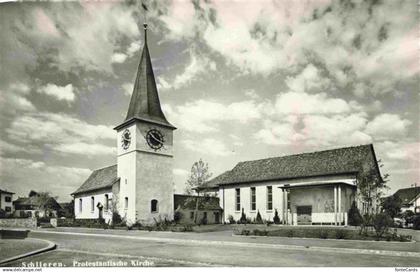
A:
<box><xmin>111</xmin><ymin>52</ymin><xmax>128</xmax><ymax>63</ymax></box>
<box><xmin>37</xmin><ymin>84</ymin><xmax>76</xmax><ymax>102</ymax></box>
<box><xmin>158</xmin><ymin>0</ymin><xmax>418</xmax><ymax>96</ymax></box>
<box><xmin>6</xmin><ymin>112</ymin><xmax>115</xmax><ymax>156</ymax></box>
<box><xmin>183</xmin><ymin>138</ymin><xmax>231</xmax><ymax>157</ymax></box>
<box><xmin>164</xmin><ymin>99</ymin><xmax>262</xmax><ymax>133</ymax></box>
<box><xmin>285</xmin><ymin>64</ymin><xmax>331</xmax><ymax>93</ymax></box>
<box><xmin>127</xmin><ymin>41</ymin><xmax>141</xmax><ymax>57</ymax></box>
<box><xmin>0</xmin><ymin>83</ymin><xmax>35</xmax><ymax>118</ymax></box>
<box><xmin>122</xmin><ymin>83</ymin><xmax>134</xmax><ymax>96</ymax></box>
<box><xmin>271</xmin><ymin>91</ymin><xmax>355</xmax><ymax>116</ymax></box>
<box><xmin>173</xmin><ymin>168</ymin><xmax>189</xmax><ymax>176</ymax></box>
<box><xmin>0</xmin><ymin>2</ymin><xmax>140</xmax><ymax>79</ymax></box>
<box><xmin>55</xmin><ymin>142</ymin><xmax>116</xmax><ymax>156</ymax></box>
<box><xmin>0</xmin><ymin>156</ymin><xmax>91</xmax><ymax>201</ymax></box>
<box><xmin>365</xmin><ymin>114</ymin><xmax>412</xmax><ymax>140</ymax></box>
<box><xmin>172</xmin><ymin>52</ymin><xmax>217</xmax><ymax>90</ymax></box>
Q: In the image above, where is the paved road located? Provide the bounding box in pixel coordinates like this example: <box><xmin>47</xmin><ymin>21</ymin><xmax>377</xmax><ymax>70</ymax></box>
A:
<box><xmin>4</xmin><ymin>229</ymin><xmax>420</xmax><ymax>267</ymax></box>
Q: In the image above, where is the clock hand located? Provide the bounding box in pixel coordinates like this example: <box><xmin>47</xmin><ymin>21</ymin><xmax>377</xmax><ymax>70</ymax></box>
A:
<box><xmin>150</xmin><ymin>133</ymin><xmax>163</xmax><ymax>144</ymax></box>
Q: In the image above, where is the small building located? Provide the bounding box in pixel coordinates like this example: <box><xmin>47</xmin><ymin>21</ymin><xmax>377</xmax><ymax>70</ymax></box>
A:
<box><xmin>174</xmin><ymin>194</ymin><xmax>222</xmax><ymax>225</ymax></box>
<box><xmin>71</xmin><ymin>165</ymin><xmax>119</xmax><ymax>223</ymax></box>
<box><xmin>390</xmin><ymin>187</ymin><xmax>420</xmax><ymax>214</ymax></box>
<box><xmin>13</xmin><ymin>191</ymin><xmax>61</xmax><ymax>218</ymax></box>
<box><xmin>198</xmin><ymin>144</ymin><xmax>382</xmax><ymax>226</ymax></box>
<box><xmin>0</xmin><ymin>189</ymin><xmax>14</xmax><ymax>215</ymax></box>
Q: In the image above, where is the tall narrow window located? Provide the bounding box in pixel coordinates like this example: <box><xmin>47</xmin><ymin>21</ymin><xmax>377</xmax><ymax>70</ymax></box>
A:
<box><xmin>235</xmin><ymin>188</ymin><xmax>240</xmax><ymax>211</ymax></box>
<box><xmin>267</xmin><ymin>186</ymin><xmax>273</xmax><ymax>210</ymax></box>
<box><xmin>250</xmin><ymin>187</ymin><xmax>256</xmax><ymax>211</ymax></box>
<box><xmin>151</xmin><ymin>199</ymin><xmax>158</xmax><ymax>213</ymax></box>
<box><xmin>125</xmin><ymin>197</ymin><xmax>128</xmax><ymax>209</ymax></box>
<box><xmin>91</xmin><ymin>197</ymin><xmax>95</xmax><ymax>212</ymax></box>
<box><xmin>79</xmin><ymin>199</ymin><xmax>82</xmax><ymax>213</ymax></box>
<box><xmin>104</xmin><ymin>194</ymin><xmax>109</xmax><ymax>210</ymax></box>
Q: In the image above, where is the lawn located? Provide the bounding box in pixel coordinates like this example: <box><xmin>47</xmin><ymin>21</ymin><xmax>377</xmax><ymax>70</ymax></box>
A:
<box><xmin>0</xmin><ymin>238</ymin><xmax>49</xmax><ymax>262</ymax></box>
<box><xmin>232</xmin><ymin>224</ymin><xmax>413</xmax><ymax>242</ymax></box>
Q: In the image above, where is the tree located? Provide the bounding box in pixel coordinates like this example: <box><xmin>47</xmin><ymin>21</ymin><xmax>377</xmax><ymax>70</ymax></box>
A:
<box><xmin>357</xmin><ymin>159</ymin><xmax>389</xmax><ymax>215</ymax></box>
<box><xmin>185</xmin><ymin>159</ymin><xmax>213</xmax><ymax>195</ymax></box>
<box><xmin>381</xmin><ymin>195</ymin><xmax>402</xmax><ymax>219</ymax></box>
<box><xmin>348</xmin><ymin>201</ymin><xmax>363</xmax><ymax>226</ymax></box>
<box><xmin>33</xmin><ymin>192</ymin><xmax>59</xmax><ymax>218</ymax></box>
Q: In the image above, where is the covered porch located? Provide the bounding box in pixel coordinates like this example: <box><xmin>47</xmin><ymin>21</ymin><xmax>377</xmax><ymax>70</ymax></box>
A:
<box><xmin>279</xmin><ymin>179</ymin><xmax>356</xmax><ymax>226</ymax></box>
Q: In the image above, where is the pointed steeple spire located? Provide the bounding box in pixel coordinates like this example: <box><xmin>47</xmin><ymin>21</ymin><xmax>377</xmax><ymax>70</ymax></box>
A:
<box><xmin>116</xmin><ymin>23</ymin><xmax>175</xmax><ymax>130</ymax></box>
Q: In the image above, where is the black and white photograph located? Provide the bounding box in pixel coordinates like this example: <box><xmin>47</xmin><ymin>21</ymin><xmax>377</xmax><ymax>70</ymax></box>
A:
<box><xmin>0</xmin><ymin>0</ymin><xmax>419</xmax><ymax>270</ymax></box>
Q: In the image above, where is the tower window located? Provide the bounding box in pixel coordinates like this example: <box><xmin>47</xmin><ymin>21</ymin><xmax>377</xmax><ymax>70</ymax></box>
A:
<box><xmin>91</xmin><ymin>197</ymin><xmax>95</xmax><ymax>212</ymax></box>
<box><xmin>79</xmin><ymin>199</ymin><xmax>82</xmax><ymax>213</ymax></box>
<box><xmin>235</xmin><ymin>188</ymin><xmax>240</xmax><ymax>211</ymax></box>
<box><xmin>151</xmin><ymin>199</ymin><xmax>158</xmax><ymax>213</ymax></box>
<box><xmin>125</xmin><ymin>197</ymin><xmax>128</xmax><ymax>209</ymax></box>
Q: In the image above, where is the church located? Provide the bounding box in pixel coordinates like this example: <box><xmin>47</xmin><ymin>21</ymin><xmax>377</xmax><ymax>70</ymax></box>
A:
<box><xmin>72</xmin><ymin>24</ymin><xmax>176</xmax><ymax>225</ymax></box>
<box><xmin>72</xmin><ymin>23</ymin><xmax>382</xmax><ymax>227</ymax></box>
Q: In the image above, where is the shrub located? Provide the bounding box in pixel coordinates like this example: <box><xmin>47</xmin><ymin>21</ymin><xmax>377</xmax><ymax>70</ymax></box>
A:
<box><xmin>241</xmin><ymin>229</ymin><xmax>250</xmax><ymax>236</ymax></box>
<box><xmin>413</xmin><ymin>215</ymin><xmax>420</xmax><ymax>230</ymax></box>
<box><xmin>266</xmin><ymin>220</ymin><xmax>273</xmax><ymax>226</ymax></box>
<box><xmin>112</xmin><ymin>212</ymin><xmax>123</xmax><ymax>225</ymax></box>
<box><xmin>255</xmin><ymin>210</ymin><xmax>263</xmax><ymax>224</ymax></box>
<box><xmin>286</xmin><ymin>229</ymin><xmax>294</xmax><ymax>237</ymax></box>
<box><xmin>239</xmin><ymin>208</ymin><xmax>247</xmax><ymax>224</ymax></box>
<box><xmin>335</xmin><ymin>229</ymin><xmax>346</xmax><ymax>239</ymax></box>
<box><xmin>227</xmin><ymin>215</ymin><xmax>235</xmax><ymax>224</ymax></box>
<box><xmin>319</xmin><ymin>229</ymin><xmax>329</xmax><ymax>239</ymax></box>
<box><xmin>174</xmin><ymin>211</ymin><xmax>183</xmax><ymax>223</ymax></box>
<box><xmin>372</xmin><ymin>213</ymin><xmax>393</xmax><ymax>239</ymax></box>
<box><xmin>348</xmin><ymin>201</ymin><xmax>362</xmax><ymax>226</ymax></box>
<box><xmin>273</xmin><ymin>209</ymin><xmax>280</xmax><ymax>224</ymax></box>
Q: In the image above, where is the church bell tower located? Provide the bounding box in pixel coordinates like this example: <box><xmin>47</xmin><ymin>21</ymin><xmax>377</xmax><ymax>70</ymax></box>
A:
<box><xmin>114</xmin><ymin>23</ymin><xmax>176</xmax><ymax>225</ymax></box>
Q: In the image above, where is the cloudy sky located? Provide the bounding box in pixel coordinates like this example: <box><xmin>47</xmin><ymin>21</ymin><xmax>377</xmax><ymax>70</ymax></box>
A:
<box><xmin>0</xmin><ymin>0</ymin><xmax>418</xmax><ymax>202</ymax></box>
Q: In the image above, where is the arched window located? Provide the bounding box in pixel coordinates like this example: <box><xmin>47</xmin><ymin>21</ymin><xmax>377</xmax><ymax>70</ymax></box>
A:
<box><xmin>104</xmin><ymin>194</ymin><xmax>109</xmax><ymax>210</ymax></box>
<box><xmin>151</xmin><ymin>199</ymin><xmax>158</xmax><ymax>213</ymax></box>
<box><xmin>79</xmin><ymin>199</ymin><xmax>82</xmax><ymax>213</ymax></box>
<box><xmin>91</xmin><ymin>197</ymin><xmax>95</xmax><ymax>212</ymax></box>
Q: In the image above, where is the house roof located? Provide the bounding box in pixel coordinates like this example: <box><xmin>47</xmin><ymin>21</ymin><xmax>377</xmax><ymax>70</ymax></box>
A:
<box><xmin>115</xmin><ymin>24</ymin><xmax>175</xmax><ymax>131</ymax></box>
<box><xmin>393</xmin><ymin>187</ymin><xmax>420</xmax><ymax>205</ymax></box>
<box><xmin>174</xmin><ymin>194</ymin><xmax>222</xmax><ymax>210</ymax></box>
<box><xmin>200</xmin><ymin>144</ymin><xmax>381</xmax><ymax>189</ymax></box>
<box><xmin>72</xmin><ymin>165</ymin><xmax>118</xmax><ymax>195</ymax></box>
<box><xmin>13</xmin><ymin>195</ymin><xmax>61</xmax><ymax>210</ymax></box>
<box><xmin>0</xmin><ymin>189</ymin><xmax>14</xmax><ymax>194</ymax></box>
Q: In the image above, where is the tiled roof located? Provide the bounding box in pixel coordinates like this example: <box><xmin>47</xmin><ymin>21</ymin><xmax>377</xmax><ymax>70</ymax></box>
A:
<box><xmin>393</xmin><ymin>187</ymin><xmax>420</xmax><ymax>205</ymax></box>
<box><xmin>200</xmin><ymin>144</ymin><xmax>380</xmax><ymax>188</ymax></box>
<box><xmin>72</xmin><ymin>165</ymin><xmax>118</xmax><ymax>195</ymax></box>
<box><xmin>116</xmin><ymin>26</ymin><xmax>175</xmax><ymax>130</ymax></box>
<box><xmin>174</xmin><ymin>194</ymin><xmax>222</xmax><ymax>210</ymax></box>
<box><xmin>13</xmin><ymin>196</ymin><xmax>61</xmax><ymax>210</ymax></box>
<box><xmin>0</xmin><ymin>189</ymin><xmax>14</xmax><ymax>194</ymax></box>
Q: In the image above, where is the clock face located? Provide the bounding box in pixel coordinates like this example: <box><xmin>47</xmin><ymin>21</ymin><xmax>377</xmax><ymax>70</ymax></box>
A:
<box><xmin>146</xmin><ymin>129</ymin><xmax>164</xmax><ymax>150</ymax></box>
<box><xmin>121</xmin><ymin>129</ymin><xmax>131</xmax><ymax>150</ymax></box>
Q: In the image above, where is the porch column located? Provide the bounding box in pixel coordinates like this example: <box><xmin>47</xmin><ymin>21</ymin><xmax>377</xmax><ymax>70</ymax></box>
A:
<box><xmin>281</xmin><ymin>189</ymin><xmax>285</xmax><ymax>224</ymax></box>
<box><xmin>285</xmin><ymin>189</ymin><xmax>288</xmax><ymax>225</ymax></box>
<box><xmin>334</xmin><ymin>186</ymin><xmax>337</xmax><ymax>226</ymax></box>
<box><xmin>338</xmin><ymin>185</ymin><xmax>342</xmax><ymax>226</ymax></box>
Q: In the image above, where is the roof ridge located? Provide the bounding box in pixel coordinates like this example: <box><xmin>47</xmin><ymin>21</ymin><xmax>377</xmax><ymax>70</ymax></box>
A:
<box><xmin>235</xmin><ymin>144</ymin><xmax>372</xmax><ymax>166</ymax></box>
<box><xmin>93</xmin><ymin>164</ymin><xmax>117</xmax><ymax>172</ymax></box>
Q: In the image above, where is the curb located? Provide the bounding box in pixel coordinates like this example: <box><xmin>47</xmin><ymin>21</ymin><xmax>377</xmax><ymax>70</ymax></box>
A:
<box><xmin>32</xmin><ymin>229</ymin><xmax>420</xmax><ymax>258</ymax></box>
<box><xmin>232</xmin><ymin>234</ymin><xmax>417</xmax><ymax>244</ymax></box>
<box><xmin>0</xmin><ymin>238</ymin><xmax>56</xmax><ymax>265</ymax></box>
